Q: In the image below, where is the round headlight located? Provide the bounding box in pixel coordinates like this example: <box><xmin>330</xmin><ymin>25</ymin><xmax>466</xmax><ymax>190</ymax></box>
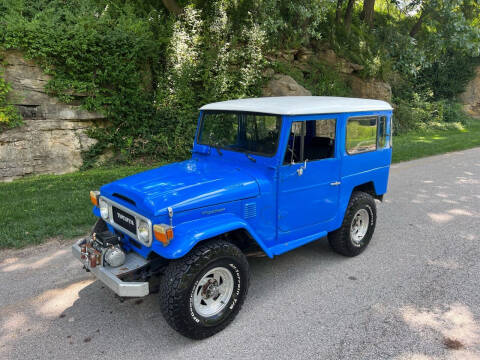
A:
<box><xmin>137</xmin><ymin>220</ymin><xmax>150</xmax><ymax>243</ymax></box>
<box><xmin>99</xmin><ymin>200</ymin><xmax>109</xmax><ymax>220</ymax></box>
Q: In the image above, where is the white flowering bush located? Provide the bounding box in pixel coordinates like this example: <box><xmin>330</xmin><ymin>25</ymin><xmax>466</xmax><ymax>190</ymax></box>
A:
<box><xmin>155</xmin><ymin>1</ymin><xmax>268</xmax><ymax>159</ymax></box>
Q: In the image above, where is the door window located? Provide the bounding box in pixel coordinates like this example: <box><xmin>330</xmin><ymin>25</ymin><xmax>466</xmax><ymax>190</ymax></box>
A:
<box><xmin>284</xmin><ymin>119</ymin><xmax>336</xmax><ymax>164</ymax></box>
<box><xmin>346</xmin><ymin>116</ymin><xmax>377</xmax><ymax>154</ymax></box>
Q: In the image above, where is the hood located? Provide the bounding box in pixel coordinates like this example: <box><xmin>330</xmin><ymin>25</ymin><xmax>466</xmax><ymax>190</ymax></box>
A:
<box><xmin>101</xmin><ymin>160</ymin><xmax>259</xmax><ymax>216</ymax></box>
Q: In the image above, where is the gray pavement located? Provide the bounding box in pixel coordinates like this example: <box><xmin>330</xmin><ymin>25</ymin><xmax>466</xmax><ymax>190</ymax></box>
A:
<box><xmin>1</xmin><ymin>148</ymin><xmax>479</xmax><ymax>360</ymax></box>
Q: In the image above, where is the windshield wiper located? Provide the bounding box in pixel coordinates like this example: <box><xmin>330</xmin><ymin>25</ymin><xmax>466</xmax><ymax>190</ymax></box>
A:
<box><xmin>211</xmin><ymin>143</ymin><xmax>223</xmax><ymax>156</ymax></box>
<box><xmin>246</xmin><ymin>153</ymin><xmax>256</xmax><ymax>163</ymax></box>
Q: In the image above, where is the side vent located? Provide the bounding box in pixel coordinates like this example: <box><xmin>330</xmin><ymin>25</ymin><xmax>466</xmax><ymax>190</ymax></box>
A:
<box><xmin>244</xmin><ymin>202</ymin><xmax>257</xmax><ymax>219</ymax></box>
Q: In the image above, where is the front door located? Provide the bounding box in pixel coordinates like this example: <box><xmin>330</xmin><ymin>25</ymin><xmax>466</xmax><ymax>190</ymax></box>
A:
<box><xmin>278</xmin><ymin>118</ymin><xmax>341</xmax><ymax>232</ymax></box>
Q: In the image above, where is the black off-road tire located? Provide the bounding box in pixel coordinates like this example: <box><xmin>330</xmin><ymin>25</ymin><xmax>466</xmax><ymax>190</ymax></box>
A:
<box><xmin>159</xmin><ymin>239</ymin><xmax>249</xmax><ymax>339</ymax></box>
<box><xmin>328</xmin><ymin>191</ymin><xmax>377</xmax><ymax>257</ymax></box>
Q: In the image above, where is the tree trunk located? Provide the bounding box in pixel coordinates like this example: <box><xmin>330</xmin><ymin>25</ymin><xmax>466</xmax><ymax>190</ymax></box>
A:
<box><xmin>344</xmin><ymin>0</ymin><xmax>356</xmax><ymax>33</ymax></box>
<box><xmin>409</xmin><ymin>10</ymin><xmax>426</xmax><ymax>37</ymax></box>
<box><xmin>361</xmin><ymin>0</ymin><xmax>375</xmax><ymax>28</ymax></box>
<box><xmin>162</xmin><ymin>0</ymin><xmax>182</xmax><ymax>15</ymax></box>
<box><xmin>336</xmin><ymin>0</ymin><xmax>345</xmax><ymax>24</ymax></box>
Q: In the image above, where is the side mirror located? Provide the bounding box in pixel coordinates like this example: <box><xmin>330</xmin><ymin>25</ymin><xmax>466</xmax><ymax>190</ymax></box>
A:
<box><xmin>297</xmin><ymin>160</ymin><xmax>307</xmax><ymax>176</ymax></box>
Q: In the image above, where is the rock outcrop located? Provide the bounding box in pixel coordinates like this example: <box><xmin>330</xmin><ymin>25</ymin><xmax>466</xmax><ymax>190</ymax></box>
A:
<box><xmin>265</xmin><ymin>47</ymin><xmax>392</xmax><ymax>103</ymax></box>
<box><xmin>317</xmin><ymin>49</ymin><xmax>365</xmax><ymax>75</ymax></box>
<box><xmin>349</xmin><ymin>75</ymin><xmax>392</xmax><ymax>102</ymax></box>
<box><xmin>459</xmin><ymin>66</ymin><xmax>480</xmax><ymax>117</ymax></box>
<box><xmin>263</xmin><ymin>74</ymin><xmax>311</xmax><ymax>97</ymax></box>
<box><xmin>0</xmin><ymin>51</ymin><xmax>105</xmax><ymax>181</ymax></box>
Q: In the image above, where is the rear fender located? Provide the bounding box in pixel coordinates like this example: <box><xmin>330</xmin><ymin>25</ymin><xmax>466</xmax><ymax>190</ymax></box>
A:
<box><xmin>150</xmin><ymin>213</ymin><xmax>273</xmax><ymax>259</ymax></box>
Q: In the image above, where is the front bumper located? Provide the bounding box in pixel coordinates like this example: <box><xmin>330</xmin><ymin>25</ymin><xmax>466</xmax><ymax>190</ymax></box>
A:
<box><xmin>72</xmin><ymin>238</ymin><xmax>150</xmax><ymax>297</ymax></box>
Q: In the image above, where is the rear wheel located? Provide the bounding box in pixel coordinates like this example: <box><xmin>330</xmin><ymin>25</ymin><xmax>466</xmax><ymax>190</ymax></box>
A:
<box><xmin>159</xmin><ymin>240</ymin><xmax>249</xmax><ymax>339</ymax></box>
<box><xmin>328</xmin><ymin>191</ymin><xmax>377</xmax><ymax>257</ymax></box>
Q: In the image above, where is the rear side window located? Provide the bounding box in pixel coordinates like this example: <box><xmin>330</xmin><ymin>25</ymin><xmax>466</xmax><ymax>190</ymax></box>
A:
<box><xmin>346</xmin><ymin>116</ymin><xmax>377</xmax><ymax>154</ymax></box>
<box><xmin>378</xmin><ymin>116</ymin><xmax>387</xmax><ymax>149</ymax></box>
<box><xmin>389</xmin><ymin>116</ymin><xmax>393</xmax><ymax>147</ymax></box>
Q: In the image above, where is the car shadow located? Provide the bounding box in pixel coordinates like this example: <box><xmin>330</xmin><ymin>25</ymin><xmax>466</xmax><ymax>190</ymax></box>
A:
<box><xmin>59</xmin><ymin>237</ymin><xmax>341</xmax><ymax>345</ymax></box>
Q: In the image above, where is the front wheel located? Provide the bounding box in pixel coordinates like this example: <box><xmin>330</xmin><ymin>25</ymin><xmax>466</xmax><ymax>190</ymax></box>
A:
<box><xmin>159</xmin><ymin>240</ymin><xmax>249</xmax><ymax>339</ymax></box>
<box><xmin>328</xmin><ymin>191</ymin><xmax>377</xmax><ymax>257</ymax></box>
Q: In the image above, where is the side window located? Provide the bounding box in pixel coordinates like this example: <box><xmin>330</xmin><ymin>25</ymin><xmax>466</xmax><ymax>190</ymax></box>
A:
<box><xmin>378</xmin><ymin>116</ymin><xmax>387</xmax><ymax>149</ymax></box>
<box><xmin>389</xmin><ymin>116</ymin><xmax>393</xmax><ymax>147</ymax></box>
<box><xmin>346</xmin><ymin>116</ymin><xmax>377</xmax><ymax>154</ymax></box>
<box><xmin>284</xmin><ymin>119</ymin><xmax>336</xmax><ymax>164</ymax></box>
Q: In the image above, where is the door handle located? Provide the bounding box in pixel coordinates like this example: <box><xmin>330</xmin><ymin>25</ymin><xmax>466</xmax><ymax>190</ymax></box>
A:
<box><xmin>330</xmin><ymin>181</ymin><xmax>341</xmax><ymax>186</ymax></box>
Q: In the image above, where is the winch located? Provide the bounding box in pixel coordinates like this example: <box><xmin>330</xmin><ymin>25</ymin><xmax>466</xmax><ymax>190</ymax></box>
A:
<box><xmin>80</xmin><ymin>231</ymin><xmax>126</xmax><ymax>268</ymax></box>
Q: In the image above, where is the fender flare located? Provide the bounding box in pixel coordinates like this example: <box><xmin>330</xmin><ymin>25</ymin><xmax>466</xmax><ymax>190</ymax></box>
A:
<box><xmin>150</xmin><ymin>213</ymin><xmax>273</xmax><ymax>259</ymax></box>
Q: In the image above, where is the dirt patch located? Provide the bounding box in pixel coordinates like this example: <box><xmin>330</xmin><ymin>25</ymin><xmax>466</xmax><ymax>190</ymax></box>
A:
<box><xmin>0</xmin><ymin>237</ymin><xmax>83</xmax><ymax>262</ymax></box>
<box><xmin>443</xmin><ymin>337</ymin><xmax>464</xmax><ymax>350</ymax></box>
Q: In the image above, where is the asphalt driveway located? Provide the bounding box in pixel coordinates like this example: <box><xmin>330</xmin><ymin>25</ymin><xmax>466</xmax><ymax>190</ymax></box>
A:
<box><xmin>1</xmin><ymin>148</ymin><xmax>479</xmax><ymax>360</ymax></box>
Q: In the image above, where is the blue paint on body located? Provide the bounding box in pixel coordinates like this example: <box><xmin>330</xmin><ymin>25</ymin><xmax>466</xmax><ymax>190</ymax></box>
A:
<box><xmin>94</xmin><ymin>108</ymin><xmax>393</xmax><ymax>260</ymax></box>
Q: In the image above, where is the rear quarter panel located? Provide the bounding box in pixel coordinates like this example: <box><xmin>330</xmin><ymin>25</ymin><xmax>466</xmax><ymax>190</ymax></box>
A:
<box><xmin>335</xmin><ymin>110</ymin><xmax>393</xmax><ymax>228</ymax></box>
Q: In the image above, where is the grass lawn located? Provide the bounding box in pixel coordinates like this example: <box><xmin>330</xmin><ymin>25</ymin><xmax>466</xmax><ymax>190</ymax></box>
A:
<box><xmin>392</xmin><ymin>121</ymin><xmax>480</xmax><ymax>163</ymax></box>
<box><xmin>0</xmin><ymin>164</ymin><xmax>160</xmax><ymax>248</ymax></box>
<box><xmin>1</xmin><ymin>121</ymin><xmax>480</xmax><ymax>249</ymax></box>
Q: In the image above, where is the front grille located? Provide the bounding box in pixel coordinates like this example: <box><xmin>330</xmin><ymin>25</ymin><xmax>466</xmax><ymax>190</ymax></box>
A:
<box><xmin>112</xmin><ymin>206</ymin><xmax>137</xmax><ymax>234</ymax></box>
<box><xmin>100</xmin><ymin>196</ymin><xmax>153</xmax><ymax>247</ymax></box>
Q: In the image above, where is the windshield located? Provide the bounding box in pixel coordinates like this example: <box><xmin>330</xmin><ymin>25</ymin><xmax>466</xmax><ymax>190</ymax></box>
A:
<box><xmin>198</xmin><ymin>111</ymin><xmax>282</xmax><ymax>157</ymax></box>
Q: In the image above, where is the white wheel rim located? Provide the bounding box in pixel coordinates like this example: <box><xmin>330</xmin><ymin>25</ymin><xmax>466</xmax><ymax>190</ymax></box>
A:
<box><xmin>350</xmin><ymin>209</ymin><xmax>369</xmax><ymax>244</ymax></box>
<box><xmin>193</xmin><ymin>267</ymin><xmax>234</xmax><ymax>318</ymax></box>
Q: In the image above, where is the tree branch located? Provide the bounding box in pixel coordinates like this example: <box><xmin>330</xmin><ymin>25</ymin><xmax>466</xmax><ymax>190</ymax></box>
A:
<box><xmin>409</xmin><ymin>9</ymin><xmax>427</xmax><ymax>37</ymax></box>
<box><xmin>344</xmin><ymin>0</ymin><xmax>356</xmax><ymax>32</ymax></box>
<box><xmin>336</xmin><ymin>0</ymin><xmax>345</xmax><ymax>24</ymax></box>
<box><xmin>162</xmin><ymin>0</ymin><xmax>182</xmax><ymax>15</ymax></box>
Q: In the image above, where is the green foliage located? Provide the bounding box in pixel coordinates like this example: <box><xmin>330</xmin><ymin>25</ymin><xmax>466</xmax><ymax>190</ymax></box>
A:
<box><xmin>328</xmin><ymin>0</ymin><xmax>480</xmax><ymax>94</ymax></box>
<box><xmin>152</xmin><ymin>2</ymin><xmax>269</xmax><ymax>160</ymax></box>
<box><xmin>394</xmin><ymin>97</ymin><xmax>471</xmax><ymax>134</ymax></box>
<box><xmin>0</xmin><ymin>0</ymin><xmax>170</xmax><ymax>160</ymax></box>
<box><xmin>0</xmin><ymin>0</ymin><xmax>273</xmax><ymax>163</ymax></box>
<box><xmin>249</xmin><ymin>0</ymin><xmax>330</xmax><ymax>48</ymax></box>
<box><xmin>0</xmin><ymin>68</ymin><xmax>22</xmax><ymax>131</ymax></box>
<box><xmin>273</xmin><ymin>59</ymin><xmax>351</xmax><ymax>97</ymax></box>
<box><xmin>0</xmin><ymin>0</ymin><xmax>478</xmax><ymax>163</ymax></box>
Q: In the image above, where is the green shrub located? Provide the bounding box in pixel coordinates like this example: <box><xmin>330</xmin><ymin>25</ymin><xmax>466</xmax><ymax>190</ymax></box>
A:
<box><xmin>394</xmin><ymin>97</ymin><xmax>470</xmax><ymax>134</ymax></box>
<box><xmin>0</xmin><ymin>69</ymin><xmax>21</xmax><ymax>131</ymax></box>
<box><xmin>0</xmin><ymin>0</ymin><xmax>478</xmax><ymax>163</ymax></box>
<box><xmin>273</xmin><ymin>59</ymin><xmax>351</xmax><ymax>97</ymax></box>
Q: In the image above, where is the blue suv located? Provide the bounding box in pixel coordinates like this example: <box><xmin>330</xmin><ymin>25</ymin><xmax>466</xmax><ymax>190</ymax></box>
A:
<box><xmin>73</xmin><ymin>96</ymin><xmax>393</xmax><ymax>339</ymax></box>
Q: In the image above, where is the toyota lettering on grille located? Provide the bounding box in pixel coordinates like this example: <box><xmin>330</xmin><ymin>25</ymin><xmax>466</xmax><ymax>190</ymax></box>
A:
<box><xmin>117</xmin><ymin>212</ymin><xmax>135</xmax><ymax>226</ymax></box>
<box><xmin>112</xmin><ymin>206</ymin><xmax>137</xmax><ymax>234</ymax></box>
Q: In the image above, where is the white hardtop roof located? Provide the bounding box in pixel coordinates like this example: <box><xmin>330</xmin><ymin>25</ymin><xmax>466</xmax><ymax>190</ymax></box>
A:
<box><xmin>200</xmin><ymin>96</ymin><xmax>393</xmax><ymax>115</ymax></box>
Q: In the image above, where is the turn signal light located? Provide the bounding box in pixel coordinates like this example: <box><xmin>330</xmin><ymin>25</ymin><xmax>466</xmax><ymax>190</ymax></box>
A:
<box><xmin>154</xmin><ymin>224</ymin><xmax>174</xmax><ymax>246</ymax></box>
<box><xmin>90</xmin><ymin>190</ymin><xmax>100</xmax><ymax>206</ymax></box>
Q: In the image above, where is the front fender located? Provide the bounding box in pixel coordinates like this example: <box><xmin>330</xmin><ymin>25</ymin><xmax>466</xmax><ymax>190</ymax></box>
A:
<box><xmin>150</xmin><ymin>213</ymin><xmax>273</xmax><ymax>259</ymax></box>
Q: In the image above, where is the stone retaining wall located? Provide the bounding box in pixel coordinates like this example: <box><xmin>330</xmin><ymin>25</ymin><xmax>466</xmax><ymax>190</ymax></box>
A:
<box><xmin>0</xmin><ymin>51</ymin><xmax>104</xmax><ymax>181</ymax></box>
